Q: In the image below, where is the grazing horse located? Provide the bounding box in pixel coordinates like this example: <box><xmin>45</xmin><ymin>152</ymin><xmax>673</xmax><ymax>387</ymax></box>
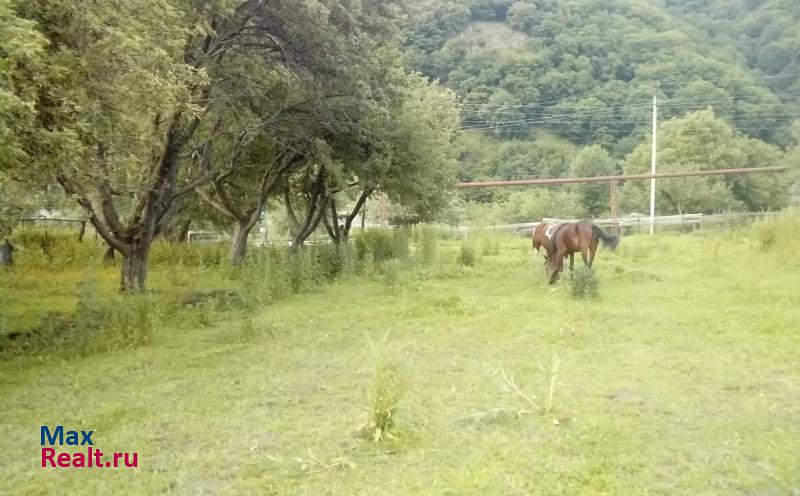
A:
<box><xmin>531</xmin><ymin>222</ymin><xmax>559</xmax><ymax>264</ymax></box>
<box><xmin>546</xmin><ymin>220</ymin><xmax>619</xmax><ymax>284</ymax></box>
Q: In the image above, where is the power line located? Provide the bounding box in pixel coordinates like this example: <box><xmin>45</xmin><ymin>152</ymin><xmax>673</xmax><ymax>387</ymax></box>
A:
<box><xmin>655</xmin><ymin>72</ymin><xmax>800</xmax><ymax>86</ymax></box>
<box><xmin>460</xmin><ymin>116</ymin><xmax>800</xmax><ymax>130</ymax></box>
<box><xmin>457</xmin><ymin>91</ymin><xmax>800</xmax><ymax>114</ymax></box>
<box><xmin>461</xmin><ymin>123</ymin><xmax>795</xmax><ymax>132</ymax></box>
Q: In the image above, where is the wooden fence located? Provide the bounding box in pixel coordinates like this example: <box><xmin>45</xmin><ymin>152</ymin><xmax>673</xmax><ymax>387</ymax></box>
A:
<box><xmin>457</xmin><ymin>211</ymin><xmax>780</xmax><ymax>236</ymax></box>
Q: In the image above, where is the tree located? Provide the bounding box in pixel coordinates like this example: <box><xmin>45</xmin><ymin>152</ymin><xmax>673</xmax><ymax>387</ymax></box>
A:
<box><xmin>190</xmin><ymin>0</ymin><xmax>411</xmax><ymax>260</ymax></box>
<box><xmin>10</xmin><ymin>0</ymin><xmax>379</xmax><ymax>290</ymax></box>
<box><xmin>337</xmin><ymin>73</ymin><xmax>459</xmax><ymax>235</ymax></box>
<box><xmin>623</xmin><ymin>110</ymin><xmax>789</xmax><ymax>214</ymax></box>
<box><xmin>0</xmin><ymin>0</ymin><xmax>46</xmax><ymax>175</ymax></box>
<box><xmin>571</xmin><ymin>145</ymin><xmax>618</xmax><ymax>216</ymax></box>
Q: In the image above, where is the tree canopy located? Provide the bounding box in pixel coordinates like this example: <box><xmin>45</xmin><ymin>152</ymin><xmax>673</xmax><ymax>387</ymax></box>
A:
<box><xmin>402</xmin><ymin>0</ymin><xmax>798</xmax><ymax>220</ymax></box>
<box><xmin>1</xmin><ymin>0</ymin><xmax>461</xmax><ymax>289</ymax></box>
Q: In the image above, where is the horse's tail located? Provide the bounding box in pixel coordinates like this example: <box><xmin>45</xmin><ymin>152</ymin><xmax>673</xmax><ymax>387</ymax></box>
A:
<box><xmin>592</xmin><ymin>223</ymin><xmax>619</xmax><ymax>250</ymax></box>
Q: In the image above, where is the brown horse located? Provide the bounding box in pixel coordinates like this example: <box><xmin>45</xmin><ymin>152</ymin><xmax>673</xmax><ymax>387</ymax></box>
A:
<box><xmin>546</xmin><ymin>220</ymin><xmax>618</xmax><ymax>284</ymax></box>
<box><xmin>531</xmin><ymin>221</ymin><xmax>561</xmax><ymax>264</ymax></box>
<box><xmin>531</xmin><ymin>222</ymin><xmax>552</xmax><ymax>261</ymax></box>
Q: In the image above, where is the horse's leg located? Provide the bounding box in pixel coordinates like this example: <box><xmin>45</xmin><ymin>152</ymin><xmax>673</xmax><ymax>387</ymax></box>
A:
<box><xmin>588</xmin><ymin>238</ymin><xmax>599</xmax><ymax>267</ymax></box>
<box><xmin>548</xmin><ymin>252</ymin><xmax>563</xmax><ymax>284</ymax></box>
<box><xmin>569</xmin><ymin>253</ymin><xmax>574</xmax><ymax>272</ymax></box>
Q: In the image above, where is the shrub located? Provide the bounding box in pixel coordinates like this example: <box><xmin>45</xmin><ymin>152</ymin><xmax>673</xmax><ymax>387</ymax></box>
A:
<box><xmin>414</xmin><ymin>224</ymin><xmax>438</xmax><ymax>265</ymax></box>
<box><xmin>570</xmin><ymin>266</ymin><xmax>599</xmax><ymax>300</ymax></box>
<box><xmin>87</xmin><ymin>297</ymin><xmax>155</xmax><ymax>351</ymax></box>
<box><xmin>72</xmin><ymin>272</ymin><xmax>156</xmax><ymax>352</ymax></box>
<box><xmin>287</xmin><ymin>247</ymin><xmax>321</xmax><ymax>294</ymax></box>
<box><xmin>352</xmin><ymin>229</ymin><xmax>409</xmax><ymax>265</ymax></box>
<box><xmin>458</xmin><ymin>240</ymin><xmax>478</xmax><ymax>267</ymax></box>
<box><xmin>314</xmin><ymin>243</ymin><xmax>344</xmax><ymax>281</ymax></box>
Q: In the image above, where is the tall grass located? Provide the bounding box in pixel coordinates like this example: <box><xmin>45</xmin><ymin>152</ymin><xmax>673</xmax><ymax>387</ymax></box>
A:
<box><xmin>1</xmin><ymin>227</ymin><xmax>432</xmax><ymax>357</ymax></box>
<box><xmin>457</xmin><ymin>239</ymin><xmax>478</xmax><ymax>267</ymax></box>
<box><xmin>362</xmin><ymin>352</ymin><xmax>406</xmax><ymax>442</ymax></box>
<box><xmin>413</xmin><ymin>224</ymin><xmax>440</xmax><ymax>265</ymax></box>
<box><xmin>9</xmin><ymin>226</ymin><xmax>101</xmax><ymax>269</ymax></box>
<box><xmin>354</xmin><ymin>228</ymin><xmax>410</xmax><ymax>265</ymax></box>
<box><xmin>753</xmin><ymin>208</ymin><xmax>800</xmax><ymax>251</ymax></box>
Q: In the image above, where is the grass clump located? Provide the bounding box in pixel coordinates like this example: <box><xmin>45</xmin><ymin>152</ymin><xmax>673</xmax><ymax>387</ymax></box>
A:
<box><xmin>381</xmin><ymin>259</ymin><xmax>401</xmax><ymax>288</ymax></box>
<box><xmin>480</xmin><ymin>235</ymin><xmax>501</xmax><ymax>256</ymax></box>
<box><xmin>753</xmin><ymin>209</ymin><xmax>800</xmax><ymax>250</ymax></box>
<box><xmin>457</xmin><ymin>239</ymin><xmax>478</xmax><ymax>267</ymax></box>
<box><xmin>360</xmin><ymin>351</ymin><xmax>406</xmax><ymax>442</ymax></box>
<box><xmin>754</xmin><ymin>221</ymin><xmax>778</xmax><ymax>250</ymax></box>
<box><xmin>570</xmin><ymin>266</ymin><xmax>599</xmax><ymax>300</ymax></box>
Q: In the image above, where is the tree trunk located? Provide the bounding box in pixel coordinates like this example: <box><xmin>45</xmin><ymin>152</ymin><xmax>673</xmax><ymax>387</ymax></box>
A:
<box><xmin>103</xmin><ymin>246</ymin><xmax>116</xmax><ymax>266</ymax></box>
<box><xmin>343</xmin><ymin>188</ymin><xmax>372</xmax><ymax>242</ymax></box>
<box><xmin>120</xmin><ymin>242</ymin><xmax>150</xmax><ymax>292</ymax></box>
<box><xmin>230</xmin><ymin>221</ymin><xmax>255</xmax><ymax>266</ymax></box>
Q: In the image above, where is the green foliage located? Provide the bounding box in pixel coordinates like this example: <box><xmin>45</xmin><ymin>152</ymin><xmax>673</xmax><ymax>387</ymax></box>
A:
<box><xmin>479</xmin><ymin>235</ymin><xmax>501</xmax><ymax>256</ymax></box>
<box><xmin>457</xmin><ymin>239</ymin><xmax>478</xmax><ymax>266</ymax></box>
<box><xmin>365</xmin><ymin>355</ymin><xmax>405</xmax><ymax>442</ymax></box>
<box><xmin>287</xmin><ymin>248</ymin><xmax>322</xmax><ymax>294</ymax></box>
<box><xmin>755</xmin><ymin>221</ymin><xmax>778</xmax><ymax>250</ymax></box>
<box><xmin>381</xmin><ymin>259</ymin><xmax>402</xmax><ymax>288</ymax></box>
<box><xmin>624</xmin><ymin>110</ymin><xmax>791</xmax><ymax>215</ymax></box>
<box><xmin>405</xmin><ymin>0</ymin><xmax>798</xmax><ymax>213</ymax></box>
<box><xmin>0</xmin><ymin>0</ymin><xmax>47</xmax><ymax>172</ymax></box>
<box><xmin>570</xmin><ymin>266</ymin><xmax>599</xmax><ymax>300</ymax></box>
<box><xmin>753</xmin><ymin>208</ymin><xmax>800</xmax><ymax>250</ymax></box>
<box><xmin>413</xmin><ymin>224</ymin><xmax>440</xmax><ymax>265</ymax></box>
<box><xmin>149</xmin><ymin>242</ymin><xmax>227</xmax><ymax>269</ymax></box>
<box><xmin>310</xmin><ymin>244</ymin><xmax>344</xmax><ymax>282</ymax></box>
<box><xmin>9</xmin><ymin>226</ymin><xmax>99</xmax><ymax>270</ymax></box>
<box><xmin>353</xmin><ymin>229</ymin><xmax>409</xmax><ymax>265</ymax></box>
<box><xmin>571</xmin><ymin>145</ymin><xmax>619</xmax><ymax>216</ymax></box>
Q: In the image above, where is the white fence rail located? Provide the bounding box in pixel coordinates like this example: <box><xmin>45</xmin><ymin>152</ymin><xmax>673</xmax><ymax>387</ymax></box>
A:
<box><xmin>185</xmin><ymin>211</ymin><xmax>780</xmax><ymax>244</ymax></box>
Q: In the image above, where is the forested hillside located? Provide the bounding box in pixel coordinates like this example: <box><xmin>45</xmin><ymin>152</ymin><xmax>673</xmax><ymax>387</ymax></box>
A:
<box><xmin>403</xmin><ymin>0</ymin><xmax>800</xmax><ymax>219</ymax></box>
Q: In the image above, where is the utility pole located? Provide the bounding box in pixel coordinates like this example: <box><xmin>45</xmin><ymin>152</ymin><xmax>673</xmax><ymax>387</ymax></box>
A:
<box><xmin>610</xmin><ymin>180</ymin><xmax>620</xmax><ymax>237</ymax></box>
<box><xmin>649</xmin><ymin>87</ymin><xmax>658</xmax><ymax>235</ymax></box>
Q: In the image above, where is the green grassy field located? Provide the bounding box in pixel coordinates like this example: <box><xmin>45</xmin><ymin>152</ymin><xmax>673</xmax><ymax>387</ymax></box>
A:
<box><xmin>1</xmin><ymin>220</ymin><xmax>800</xmax><ymax>495</ymax></box>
